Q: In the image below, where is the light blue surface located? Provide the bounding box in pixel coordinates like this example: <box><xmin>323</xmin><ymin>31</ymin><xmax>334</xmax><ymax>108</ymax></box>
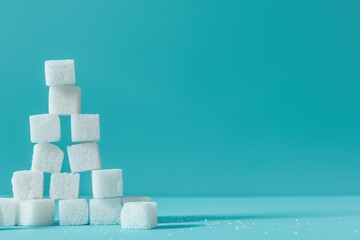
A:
<box><xmin>0</xmin><ymin>0</ymin><xmax>360</xmax><ymax>196</ymax></box>
<box><xmin>1</xmin><ymin>196</ymin><xmax>360</xmax><ymax>239</ymax></box>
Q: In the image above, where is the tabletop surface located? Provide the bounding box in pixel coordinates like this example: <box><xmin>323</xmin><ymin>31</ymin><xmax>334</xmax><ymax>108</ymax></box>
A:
<box><xmin>1</xmin><ymin>196</ymin><xmax>360</xmax><ymax>240</ymax></box>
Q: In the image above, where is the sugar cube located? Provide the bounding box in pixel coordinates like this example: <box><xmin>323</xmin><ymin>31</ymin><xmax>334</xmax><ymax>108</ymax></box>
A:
<box><xmin>0</xmin><ymin>198</ymin><xmax>17</xmax><ymax>226</ymax></box>
<box><xmin>121</xmin><ymin>202</ymin><xmax>157</xmax><ymax>229</ymax></box>
<box><xmin>31</xmin><ymin>143</ymin><xmax>64</xmax><ymax>173</ymax></box>
<box><xmin>11</xmin><ymin>170</ymin><xmax>43</xmax><ymax>200</ymax></box>
<box><xmin>45</xmin><ymin>60</ymin><xmax>76</xmax><ymax>86</ymax></box>
<box><xmin>89</xmin><ymin>198</ymin><xmax>122</xmax><ymax>225</ymax></box>
<box><xmin>17</xmin><ymin>199</ymin><xmax>55</xmax><ymax>226</ymax></box>
<box><xmin>122</xmin><ymin>196</ymin><xmax>151</xmax><ymax>204</ymax></box>
<box><xmin>49</xmin><ymin>86</ymin><xmax>81</xmax><ymax>115</ymax></box>
<box><xmin>29</xmin><ymin>114</ymin><xmax>61</xmax><ymax>143</ymax></box>
<box><xmin>71</xmin><ymin>114</ymin><xmax>100</xmax><ymax>142</ymax></box>
<box><xmin>67</xmin><ymin>142</ymin><xmax>101</xmax><ymax>172</ymax></box>
<box><xmin>59</xmin><ymin>199</ymin><xmax>88</xmax><ymax>226</ymax></box>
<box><xmin>50</xmin><ymin>173</ymin><xmax>80</xmax><ymax>199</ymax></box>
<box><xmin>92</xmin><ymin>169</ymin><xmax>123</xmax><ymax>198</ymax></box>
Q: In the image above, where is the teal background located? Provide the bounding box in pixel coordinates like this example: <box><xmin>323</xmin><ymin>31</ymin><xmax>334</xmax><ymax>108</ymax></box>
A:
<box><xmin>0</xmin><ymin>0</ymin><xmax>359</xmax><ymax>196</ymax></box>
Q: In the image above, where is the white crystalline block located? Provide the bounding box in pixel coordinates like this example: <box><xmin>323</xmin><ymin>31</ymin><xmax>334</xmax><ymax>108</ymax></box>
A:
<box><xmin>71</xmin><ymin>114</ymin><xmax>100</xmax><ymax>142</ymax></box>
<box><xmin>122</xmin><ymin>196</ymin><xmax>151</xmax><ymax>204</ymax></box>
<box><xmin>92</xmin><ymin>169</ymin><xmax>123</xmax><ymax>198</ymax></box>
<box><xmin>0</xmin><ymin>198</ymin><xmax>17</xmax><ymax>226</ymax></box>
<box><xmin>67</xmin><ymin>142</ymin><xmax>101</xmax><ymax>172</ymax></box>
<box><xmin>11</xmin><ymin>170</ymin><xmax>43</xmax><ymax>200</ymax></box>
<box><xmin>121</xmin><ymin>202</ymin><xmax>157</xmax><ymax>230</ymax></box>
<box><xmin>17</xmin><ymin>199</ymin><xmax>55</xmax><ymax>226</ymax></box>
<box><xmin>59</xmin><ymin>199</ymin><xmax>88</xmax><ymax>226</ymax></box>
<box><xmin>89</xmin><ymin>198</ymin><xmax>122</xmax><ymax>225</ymax></box>
<box><xmin>50</xmin><ymin>173</ymin><xmax>80</xmax><ymax>199</ymax></box>
<box><xmin>29</xmin><ymin>114</ymin><xmax>61</xmax><ymax>143</ymax></box>
<box><xmin>31</xmin><ymin>143</ymin><xmax>64</xmax><ymax>173</ymax></box>
<box><xmin>45</xmin><ymin>59</ymin><xmax>76</xmax><ymax>86</ymax></box>
<box><xmin>49</xmin><ymin>86</ymin><xmax>81</xmax><ymax>115</ymax></box>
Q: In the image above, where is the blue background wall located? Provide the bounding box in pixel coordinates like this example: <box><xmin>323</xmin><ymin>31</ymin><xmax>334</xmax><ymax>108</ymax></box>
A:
<box><xmin>0</xmin><ymin>0</ymin><xmax>360</xmax><ymax>196</ymax></box>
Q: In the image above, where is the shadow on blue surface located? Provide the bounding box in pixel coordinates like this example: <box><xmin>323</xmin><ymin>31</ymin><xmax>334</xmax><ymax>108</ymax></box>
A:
<box><xmin>0</xmin><ymin>221</ymin><xmax>86</xmax><ymax>230</ymax></box>
<box><xmin>156</xmin><ymin>224</ymin><xmax>203</xmax><ymax>230</ymax></box>
<box><xmin>0</xmin><ymin>224</ymin><xmax>203</xmax><ymax>231</ymax></box>
<box><xmin>3</xmin><ymin>210</ymin><xmax>360</xmax><ymax>231</ymax></box>
<box><xmin>0</xmin><ymin>228</ymin><xmax>16</xmax><ymax>231</ymax></box>
<box><xmin>0</xmin><ymin>226</ymin><xmax>45</xmax><ymax>231</ymax></box>
<box><xmin>158</xmin><ymin>210</ymin><xmax>360</xmax><ymax>223</ymax></box>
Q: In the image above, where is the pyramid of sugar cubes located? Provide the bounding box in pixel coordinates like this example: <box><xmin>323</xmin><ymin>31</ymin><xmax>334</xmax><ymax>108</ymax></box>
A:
<box><xmin>0</xmin><ymin>60</ymin><xmax>157</xmax><ymax>229</ymax></box>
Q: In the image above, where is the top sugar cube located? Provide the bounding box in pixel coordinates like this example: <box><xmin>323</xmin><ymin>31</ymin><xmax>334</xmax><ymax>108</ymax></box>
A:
<box><xmin>45</xmin><ymin>60</ymin><xmax>76</xmax><ymax>86</ymax></box>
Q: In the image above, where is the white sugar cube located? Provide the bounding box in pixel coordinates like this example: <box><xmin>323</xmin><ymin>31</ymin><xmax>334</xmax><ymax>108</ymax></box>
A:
<box><xmin>17</xmin><ymin>199</ymin><xmax>55</xmax><ymax>226</ymax></box>
<box><xmin>59</xmin><ymin>199</ymin><xmax>88</xmax><ymax>226</ymax></box>
<box><xmin>11</xmin><ymin>170</ymin><xmax>43</xmax><ymax>200</ymax></box>
<box><xmin>31</xmin><ymin>143</ymin><xmax>64</xmax><ymax>173</ymax></box>
<box><xmin>121</xmin><ymin>202</ymin><xmax>157</xmax><ymax>229</ymax></box>
<box><xmin>71</xmin><ymin>114</ymin><xmax>100</xmax><ymax>142</ymax></box>
<box><xmin>50</xmin><ymin>173</ymin><xmax>80</xmax><ymax>199</ymax></box>
<box><xmin>45</xmin><ymin>60</ymin><xmax>76</xmax><ymax>86</ymax></box>
<box><xmin>49</xmin><ymin>86</ymin><xmax>81</xmax><ymax>115</ymax></box>
<box><xmin>122</xmin><ymin>196</ymin><xmax>151</xmax><ymax>204</ymax></box>
<box><xmin>0</xmin><ymin>198</ymin><xmax>17</xmax><ymax>226</ymax></box>
<box><xmin>67</xmin><ymin>142</ymin><xmax>101</xmax><ymax>172</ymax></box>
<box><xmin>29</xmin><ymin>114</ymin><xmax>61</xmax><ymax>143</ymax></box>
<box><xmin>89</xmin><ymin>198</ymin><xmax>122</xmax><ymax>225</ymax></box>
<box><xmin>92</xmin><ymin>169</ymin><xmax>123</xmax><ymax>198</ymax></box>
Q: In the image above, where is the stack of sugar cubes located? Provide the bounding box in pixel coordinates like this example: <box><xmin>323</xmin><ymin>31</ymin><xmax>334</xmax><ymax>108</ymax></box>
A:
<box><xmin>0</xmin><ymin>60</ymin><xmax>157</xmax><ymax>230</ymax></box>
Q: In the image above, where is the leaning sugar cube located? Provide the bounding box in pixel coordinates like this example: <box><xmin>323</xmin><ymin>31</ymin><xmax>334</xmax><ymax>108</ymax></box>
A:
<box><xmin>121</xmin><ymin>202</ymin><xmax>157</xmax><ymax>229</ymax></box>
<box><xmin>92</xmin><ymin>169</ymin><xmax>123</xmax><ymax>198</ymax></box>
<box><xmin>31</xmin><ymin>143</ymin><xmax>64</xmax><ymax>173</ymax></box>
<box><xmin>49</xmin><ymin>86</ymin><xmax>81</xmax><ymax>115</ymax></box>
<box><xmin>29</xmin><ymin>114</ymin><xmax>61</xmax><ymax>143</ymax></box>
<box><xmin>71</xmin><ymin>114</ymin><xmax>100</xmax><ymax>142</ymax></box>
<box><xmin>11</xmin><ymin>170</ymin><xmax>43</xmax><ymax>200</ymax></box>
<box><xmin>0</xmin><ymin>198</ymin><xmax>17</xmax><ymax>226</ymax></box>
<box><xmin>50</xmin><ymin>173</ymin><xmax>80</xmax><ymax>199</ymax></box>
<box><xmin>59</xmin><ymin>199</ymin><xmax>88</xmax><ymax>226</ymax></box>
<box><xmin>45</xmin><ymin>60</ymin><xmax>76</xmax><ymax>86</ymax></box>
<box><xmin>122</xmin><ymin>196</ymin><xmax>151</xmax><ymax>204</ymax></box>
<box><xmin>17</xmin><ymin>199</ymin><xmax>55</xmax><ymax>226</ymax></box>
<box><xmin>67</xmin><ymin>142</ymin><xmax>101</xmax><ymax>172</ymax></box>
<box><xmin>89</xmin><ymin>198</ymin><xmax>122</xmax><ymax>225</ymax></box>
